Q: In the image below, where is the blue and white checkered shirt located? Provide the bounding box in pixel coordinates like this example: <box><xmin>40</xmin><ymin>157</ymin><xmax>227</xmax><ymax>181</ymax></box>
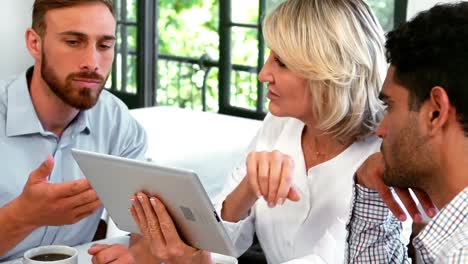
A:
<box><xmin>413</xmin><ymin>187</ymin><xmax>468</xmax><ymax>263</ymax></box>
<box><xmin>346</xmin><ymin>185</ymin><xmax>468</xmax><ymax>263</ymax></box>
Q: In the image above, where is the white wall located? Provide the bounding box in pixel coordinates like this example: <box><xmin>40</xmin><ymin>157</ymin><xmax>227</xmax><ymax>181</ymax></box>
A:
<box><xmin>407</xmin><ymin>0</ymin><xmax>460</xmax><ymax>19</ymax></box>
<box><xmin>0</xmin><ymin>0</ymin><xmax>34</xmax><ymax>80</ymax></box>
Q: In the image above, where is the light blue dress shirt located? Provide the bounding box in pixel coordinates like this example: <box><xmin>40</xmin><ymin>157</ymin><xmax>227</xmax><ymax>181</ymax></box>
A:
<box><xmin>0</xmin><ymin>68</ymin><xmax>148</xmax><ymax>260</ymax></box>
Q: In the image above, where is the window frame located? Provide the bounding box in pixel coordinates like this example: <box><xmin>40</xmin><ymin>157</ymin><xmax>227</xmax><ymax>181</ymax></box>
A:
<box><xmin>218</xmin><ymin>0</ymin><xmax>266</xmax><ymax>120</ymax></box>
<box><xmin>111</xmin><ymin>0</ymin><xmax>408</xmax><ymax>117</ymax></box>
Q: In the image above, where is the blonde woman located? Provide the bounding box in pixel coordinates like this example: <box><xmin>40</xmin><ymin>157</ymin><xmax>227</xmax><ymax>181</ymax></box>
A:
<box><xmin>89</xmin><ymin>1</ymin><xmax>413</xmax><ymax>263</ymax></box>
<box><xmin>217</xmin><ymin>0</ymin><xmax>411</xmax><ymax>263</ymax></box>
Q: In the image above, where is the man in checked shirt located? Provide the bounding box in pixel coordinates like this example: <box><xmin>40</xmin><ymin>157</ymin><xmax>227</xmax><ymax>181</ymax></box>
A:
<box><xmin>347</xmin><ymin>2</ymin><xmax>468</xmax><ymax>263</ymax></box>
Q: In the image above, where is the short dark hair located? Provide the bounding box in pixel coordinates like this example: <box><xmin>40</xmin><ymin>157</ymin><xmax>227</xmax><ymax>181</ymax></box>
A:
<box><xmin>385</xmin><ymin>2</ymin><xmax>468</xmax><ymax>134</ymax></box>
<box><xmin>32</xmin><ymin>0</ymin><xmax>115</xmax><ymax>36</ymax></box>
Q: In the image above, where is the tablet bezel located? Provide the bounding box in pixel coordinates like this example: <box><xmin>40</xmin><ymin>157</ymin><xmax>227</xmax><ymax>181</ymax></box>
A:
<box><xmin>71</xmin><ymin>148</ymin><xmax>236</xmax><ymax>256</ymax></box>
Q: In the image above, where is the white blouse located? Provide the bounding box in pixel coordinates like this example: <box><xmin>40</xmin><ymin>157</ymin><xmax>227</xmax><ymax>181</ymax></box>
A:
<box><xmin>215</xmin><ymin>113</ymin><xmax>382</xmax><ymax>264</ymax></box>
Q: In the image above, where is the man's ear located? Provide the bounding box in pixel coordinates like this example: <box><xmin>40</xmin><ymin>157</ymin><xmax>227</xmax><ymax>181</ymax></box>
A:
<box><xmin>25</xmin><ymin>28</ymin><xmax>42</xmax><ymax>61</ymax></box>
<box><xmin>426</xmin><ymin>86</ymin><xmax>450</xmax><ymax>135</ymax></box>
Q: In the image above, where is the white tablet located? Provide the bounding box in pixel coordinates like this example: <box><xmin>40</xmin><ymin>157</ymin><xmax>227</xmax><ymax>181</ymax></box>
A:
<box><xmin>71</xmin><ymin>148</ymin><xmax>236</xmax><ymax>256</ymax></box>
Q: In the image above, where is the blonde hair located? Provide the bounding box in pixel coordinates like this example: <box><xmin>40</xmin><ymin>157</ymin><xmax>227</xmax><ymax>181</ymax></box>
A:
<box><xmin>263</xmin><ymin>0</ymin><xmax>386</xmax><ymax>142</ymax></box>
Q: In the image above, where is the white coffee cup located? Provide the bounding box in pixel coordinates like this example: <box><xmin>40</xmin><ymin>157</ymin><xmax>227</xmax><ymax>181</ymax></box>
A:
<box><xmin>21</xmin><ymin>245</ymin><xmax>78</xmax><ymax>264</ymax></box>
<box><xmin>211</xmin><ymin>253</ymin><xmax>238</xmax><ymax>264</ymax></box>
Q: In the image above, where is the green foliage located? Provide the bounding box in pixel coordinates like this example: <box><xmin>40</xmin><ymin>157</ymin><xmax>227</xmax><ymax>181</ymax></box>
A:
<box><xmin>156</xmin><ymin>0</ymin><xmax>219</xmax><ymax>111</ymax></box>
<box><xmin>365</xmin><ymin>0</ymin><xmax>395</xmax><ymax>31</ymax></box>
<box><xmin>160</xmin><ymin>0</ymin><xmax>203</xmax><ymax>13</ymax></box>
<box><xmin>158</xmin><ymin>0</ymin><xmax>218</xmax><ymax>58</ymax></box>
<box><xmin>155</xmin><ymin>1</ymin><xmax>263</xmax><ymax>111</ymax></box>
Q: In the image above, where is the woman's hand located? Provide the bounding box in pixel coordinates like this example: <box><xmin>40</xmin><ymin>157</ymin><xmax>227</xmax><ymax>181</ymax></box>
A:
<box><xmin>130</xmin><ymin>192</ymin><xmax>212</xmax><ymax>264</ymax></box>
<box><xmin>356</xmin><ymin>152</ymin><xmax>437</xmax><ymax>222</ymax></box>
<box><xmin>245</xmin><ymin>150</ymin><xmax>300</xmax><ymax>207</ymax></box>
<box><xmin>221</xmin><ymin>150</ymin><xmax>301</xmax><ymax>222</ymax></box>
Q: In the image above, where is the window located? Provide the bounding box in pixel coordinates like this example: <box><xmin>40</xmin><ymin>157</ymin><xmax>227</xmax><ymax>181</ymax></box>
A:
<box><xmin>107</xmin><ymin>0</ymin><xmax>155</xmax><ymax>109</ymax></box>
<box><xmin>154</xmin><ymin>0</ymin><xmax>265</xmax><ymax>119</ymax></box>
<box><xmin>106</xmin><ymin>0</ymin><xmax>138</xmax><ymax>106</ymax></box>
<box><xmin>218</xmin><ymin>0</ymin><xmax>266</xmax><ymax>119</ymax></box>
<box><xmin>111</xmin><ymin>0</ymin><xmax>407</xmax><ymax>118</ymax></box>
<box><xmin>156</xmin><ymin>1</ymin><xmax>220</xmax><ymax>112</ymax></box>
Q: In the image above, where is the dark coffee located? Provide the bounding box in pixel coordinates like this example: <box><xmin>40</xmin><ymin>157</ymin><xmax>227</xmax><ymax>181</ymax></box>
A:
<box><xmin>31</xmin><ymin>253</ymin><xmax>72</xmax><ymax>261</ymax></box>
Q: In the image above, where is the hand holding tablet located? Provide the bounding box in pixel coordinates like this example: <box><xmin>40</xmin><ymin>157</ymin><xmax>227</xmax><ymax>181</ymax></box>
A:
<box><xmin>71</xmin><ymin>149</ymin><xmax>236</xmax><ymax>257</ymax></box>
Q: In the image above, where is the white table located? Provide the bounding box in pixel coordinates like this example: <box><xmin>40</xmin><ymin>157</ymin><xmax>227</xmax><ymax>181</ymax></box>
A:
<box><xmin>2</xmin><ymin>236</ymin><xmax>130</xmax><ymax>264</ymax></box>
<box><xmin>3</xmin><ymin>235</ymin><xmax>237</xmax><ymax>264</ymax></box>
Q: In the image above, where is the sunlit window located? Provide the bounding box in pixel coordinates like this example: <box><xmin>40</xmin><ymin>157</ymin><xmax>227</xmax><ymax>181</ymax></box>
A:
<box><xmin>111</xmin><ymin>0</ymin><xmax>404</xmax><ymax>119</ymax></box>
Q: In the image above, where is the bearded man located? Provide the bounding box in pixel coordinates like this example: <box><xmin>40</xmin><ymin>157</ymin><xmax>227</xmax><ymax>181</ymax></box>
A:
<box><xmin>0</xmin><ymin>0</ymin><xmax>147</xmax><ymax>261</ymax></box>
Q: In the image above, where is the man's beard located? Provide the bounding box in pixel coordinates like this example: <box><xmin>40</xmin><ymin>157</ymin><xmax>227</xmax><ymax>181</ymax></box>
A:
<box><xmin>41</xmin><ymin>54</ymin><xmax>107</xmax><ymax>110</ymax></box>
<box><xmin>382</xmin><ymin>116</ymin><xmax>432</xmax><ymax>190</ymax></box>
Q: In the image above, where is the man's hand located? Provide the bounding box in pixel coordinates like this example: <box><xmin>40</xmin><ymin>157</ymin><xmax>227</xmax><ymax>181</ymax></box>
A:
<box><xmin>17</xmin><ymin>155</ymin><xmax>101</xmax><ymax>227</ymax></box>
<box><xmin>244</xmin><ymin>150</ymin><xmax>300</xmax><ymax>207</ymax></box>
<box><xmin>88</xmin><ymin>244</ymin><xmax>135</xmax><ymax>264</ymax></box>
<box><xmin>130</xmin><ymin>192</ymin><xmax>212</xmax><ymax>264</ymax></box>
<box><xmin>356</xmin><ymin>152</ymin><xmax>437</xmax><ymax>222</ymax></box>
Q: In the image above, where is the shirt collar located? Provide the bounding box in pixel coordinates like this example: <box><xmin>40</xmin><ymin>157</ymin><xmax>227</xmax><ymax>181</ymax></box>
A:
<box><xmin>71</xmin><ymin>110</ymin><xmax>91</xmax><ymax>136</ymax></box>
<box><xmin>6</xmin><ymin>67</ymin><xmax>91</xmax><ymax>137</ymax></box>
<box><xmin>413</xmin><ymin>187</ymin><xmax>468</xmax><ymax>259</ymax></box>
